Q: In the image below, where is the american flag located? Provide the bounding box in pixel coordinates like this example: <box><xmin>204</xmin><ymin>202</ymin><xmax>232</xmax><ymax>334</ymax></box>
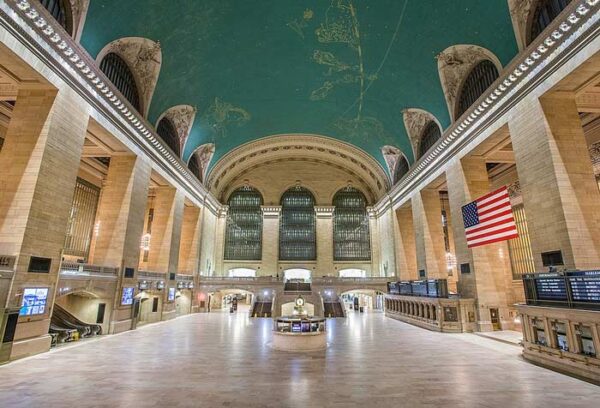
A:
<box><xmin>461</xmin><ymin>186</ymin><xmax>518</xmax><ymax>248</ymax></box>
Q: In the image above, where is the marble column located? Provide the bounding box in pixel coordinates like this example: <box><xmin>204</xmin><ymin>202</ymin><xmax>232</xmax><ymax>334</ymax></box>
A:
<box><xmin>315</xmin><ymin>206</ymin><xmax>335</xmax><ymax>277</ymax></box>
<box><xmin>395</xmin><ymin>204</ymin><xmax>418</xmax><ymax>280</ymax></box>
<box><xmin>260</xmin><ymin>206</ymin><xmax>281</xmax><ymax>278</ymax></box>
<box><xmin>446</xmin><ymin>156</ymin><xmax>512</xmax><ymax>331</ymax></box>
<box><xmin>178</xmin><ymin>204</ymin><xmax>202</xmax><ymax>275</ymax></box>
<box><xmin>213</xmin><ymin>206</ymin><xmax>228</xmax><ymax>277</ymax></box>
<box><xmin>411</xmin><ymin>189</ymin><xmax>448</xmax><ymax>279</ymax></box>
<box><xmin>508</xmin><ymin>94</ymin><xmax>600</xmax><ymax>270</ymax></box>
<box><xmin>0</xmin><ymin>88</ymin><xmax>89</xmax><ymax>358</ymax></box>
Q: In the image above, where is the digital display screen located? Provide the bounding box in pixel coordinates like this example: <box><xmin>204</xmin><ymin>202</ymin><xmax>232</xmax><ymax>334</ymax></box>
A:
<box><xmin>412</xmin><ymin>281</ymin><xmax>428</xmax><ymax>297</ymax></box>
<box><xmin>399</xmin><ymin>282</ymin><xmax>412</xmax><ymax>296</ymax></box>
<box><xmin>292</xmin><ymin>322</ymin><xmax>301</xmax><ymax>333</ymax></box>
<box><xmin>20</xmin><ymin>288</ymin><xmax>48</xmax><ymax>316</ymax></box>
<box><xmin>121</xmin><ymin>287</ymin><xmax>134</xmax><ymax>305</ymax></box>
<box><xmin>535</xmin><ymin>277</ymin><xmax>568</xmax><ymax>301</ymax></box>
<box><xmin>568</xmin><ymin>271</ymin><xmax>600</xmax><ymax>302</ymax></box>
<box><xmin>427</xmin><ymin>280</ymin><xmax>438</xmax><ymax>297</ymax></box>
<box><xmin>168</xmin><ymin>287</ymin><xmax>176</xmax><ymax>302</ymax></box>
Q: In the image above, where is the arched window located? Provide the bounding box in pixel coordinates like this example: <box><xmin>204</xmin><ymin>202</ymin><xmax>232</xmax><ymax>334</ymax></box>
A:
<box><xmin>456</xmin><ymin>60</ymin><xmax>499</xmax><ymax>119</ymax></box>
<box><xmin>279</xmin><ymin>187</ymin><xmax>316</xmax><ymax>260</ymax></box>
<box><xmin>188</xmin><ymin>154</ymin><xmax>202</xmax><ymax>181</ymax></box>
<box><xmin>224</xmin><ymin>186</ymin><xmax>263</xmax><ymax>260</ymax></box>
<box><xmin>394</xmin><ymin>155</ymin><xmax>410</xmax><ymax>184</ymax></box>
<box><xmin>99</xmin><ymin>53</ymin><xmax>141</xmax><ymax>112</ymax></box>
<box><xmin>39</xmin><ymin>0</ymin><xmax>72</xmax><ymax>35</ymax></box>
<box><xmin>528</xmin><ymin>0</ymin><xmax>572</xmax><ymax>45</ymax></box>
<box><xmin>418</xmin><ymin>121</ymin><xmax>442</xmax><ymax>159</ymax></box>
<box><xmin>333</xmin><ymin>187</ymin><xmax>371</xmax><ymax>261</ymax></box>
<box><xmin>157</xmin><ymin>117</ymin><xmax>180</xmax><ymax>156</ymax></box>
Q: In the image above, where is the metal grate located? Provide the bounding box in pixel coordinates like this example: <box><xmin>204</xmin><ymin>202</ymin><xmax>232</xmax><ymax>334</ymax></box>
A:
<box><xmin>333</xmin><ymin>187</ymin><xmax>371</xmax><ymax>261</ymax></box>
<box><xmin>99</xmin><ymin>53</ymin><xmax>141</xmax><ymax>112</ymax></box>
<box><xmin>188</xmin><ymin>154</ymin><xmax>202</xmax><ymax>181</ymax></box>
<box><xmin>418</xmin><ymin>121</ymin><xmax>442</xmax><ymax>159</ymax></box>
<box><xmin>456</xmin><ymin>60</ymin><xmax>499</xmax><ymax>119</ymax></box>
<box><xmin>63</xmin><ymin>178</ymin><xmax>100</xmax><ymax>260</ymax></box>
<box><xmin>528</xmin><ymin>0</ymin><xmax>572</xmax><ymax>45</ymax></box>
<box><xmin>38</xmin><ymin>0</ymin><xmax>72</xmax><ymax>35</ymax></box>
<box><xmin>279</xmin><ymin>187</ymin><xmax>316</xmax><ymax>260</ymax></box>
<box><xmin>393</xmin><ymin>155</ymin><xmax>410</xmax><ymax>184</ymax></box>
<box><xmin>157</xmin><ymin>117</ymin><xmax>180</xmax><ymax>157</ymax></box>
<box><xmin>224</xmin><ymin>186</ymin><xmax>263</xmax><ymax>260</ymax></box>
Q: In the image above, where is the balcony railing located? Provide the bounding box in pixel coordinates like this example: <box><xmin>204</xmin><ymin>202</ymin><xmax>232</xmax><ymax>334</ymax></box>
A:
<box><xmin>60</xmin><ymin>262</ymin><xmax>118</xmax><ymax>278</ymax></box>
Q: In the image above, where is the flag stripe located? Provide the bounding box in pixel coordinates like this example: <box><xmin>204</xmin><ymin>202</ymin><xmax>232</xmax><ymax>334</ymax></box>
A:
<box><xmin>462</xmin><ymin>185</ymin><xmax>518</xmax><ymax>248</ymax></box>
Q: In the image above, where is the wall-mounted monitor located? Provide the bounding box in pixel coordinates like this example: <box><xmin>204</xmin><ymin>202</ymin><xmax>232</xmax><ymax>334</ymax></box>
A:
<box><xmin>20</xmin><ymin>288</ymin><xmax>49</xmax><ymax>316</ymax></box>
<box><xmin>168</xmin><ymin>287</ymin><xmax>176</xmax><ymax>302</ymax></box>
<box><xmin>121</xmin><ymin>287</ymin><xmax>134</xmax><ymax>305</ymax></box>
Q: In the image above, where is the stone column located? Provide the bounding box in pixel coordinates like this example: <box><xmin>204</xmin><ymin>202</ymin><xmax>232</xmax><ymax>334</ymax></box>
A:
<box><xmin>395</xmin><ymin>205</ymin><xmax>417</xmax><ymax>280</ymax></box>
<box><xmin>261</xmin><ymin>206</ymin><xmax>281</xmax><ymax>278</ymax></box>
<box><xmin>178</xmin><ymin>204</ymin><xmax>202</xmax><ymax>275</ymax></box>
<box><xmin>446</xmin><ymin>156</ymin><xmax>512</xmax><ymax>331</ymax></box>
<box><xmin>0</xmin><ymin>88</ymin><xmax>88</xmax><ymax>358</ymax></box>
<box><xmin>213</xmin><ymin>206</ymin><xmax>228</xmax><ymax>276</ymax></box>
<box><xmin>146</xmin><ymin>187</ymin><xmax>184</xmax><ymax>320</ymax></box>
<box><xmin>315</xmin><ymin>206</ymin><xmax>335</xmax><ymax>277</ymax></box>
<box><xmin>411</xmin><ymin>189</ymin><xmax>448</xmax><ymax>279</ymax></box>
<box><xmin>91</xmin><ymin>154</ymin><xmax>151</xmax><ymax>333</ymax></box>
<box><xmin>368</xmin><ymin>208</ymin><xmax>382</xmax><ymax>276</ymax></box>
<box><xmin>509</xmin><ymin>94</ymin><xmax>600</xmax><ymax>270</ymax></box>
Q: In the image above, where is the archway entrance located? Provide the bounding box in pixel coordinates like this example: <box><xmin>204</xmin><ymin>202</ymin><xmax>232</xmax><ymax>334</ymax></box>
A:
<box><xmin>210</xmin><ymin>289</ymin><xmax>254</xmax><ymax>313</ymax></box>
<box><xmin>341</xmin><ymin>290</ymin><xmax>385</xmax><ymax>313</ymax></box>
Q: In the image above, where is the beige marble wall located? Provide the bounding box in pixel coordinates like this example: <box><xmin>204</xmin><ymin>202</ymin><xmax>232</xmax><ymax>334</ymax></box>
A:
<box><xmin>395</xmin><ymin>205</ymin><xmax>417</xmax><ymax>281</ymax></box>
<box><xmin>178</xmin><ymin>204</ymin><xmax>202</xmax><ymax>275</ymax></box>
<box><xmin>411</xmin><ymin>189</ymin><xmax>447</xmax><ymax>279</ymax></box>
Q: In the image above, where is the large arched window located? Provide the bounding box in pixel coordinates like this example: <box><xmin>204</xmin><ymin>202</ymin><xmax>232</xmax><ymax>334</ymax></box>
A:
<box><xmin>224</xmin><ymin>187</ymin><xmax>263</xmax><ymax>260</ymax></box>
<box><xmin>279</xmin><ymin>187</ymin><xmax>316</xmax><ymax>260</ymax></box>
<box><xmin>393</xmin><ymin>155</ymin><xmax>410</xmax><ymax>184</ymax></box>
<box><xmin>456</xmin><ymin>60</ymin><xmax>499</xmax><ymax>119</ymax></box>
<box><xmin>418</xmin><ymin>121</ymin><xmax>442</xmax><ymax>159</ymax></box>
<box><xmin>333</xmin><ymin>187</ymin><xmax>371</xmax><ymax>261</ymax></box>
<box><xmin>528</xmin><ymin>0</ymin><xmax>572</xmax><ymax>45</ymax></box>
<box><xmin>39</xmin><ymin>0</ymin><xmax>73</xmax><ymax>35</ymax></box>
<box><xmin>188</xmin><ymin>154</ymin><xmax>202</xmax><ymax>181</ymax></box>
<box><xmin>157</xmin><ymin>117</ymin><xmax>180</xmax><ymax>156</ymax></box>
<box><xmin>99</xmin><ymin>53</ymin><xmax>141</xmax><ymax>112</ymax></box>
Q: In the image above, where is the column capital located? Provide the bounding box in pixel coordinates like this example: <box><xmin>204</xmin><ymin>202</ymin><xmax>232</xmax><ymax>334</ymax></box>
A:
<box><xmin>315</xmin><ymin>206</ymin><xmax>335</xmax><ymax>218</ymax></box>
<box><xmin>217</xmin><ymin>205</ymin><xmax>229</xmax><ymax>218</ymax></box>
<box><xmin>261</xmin><ymin>205</ymin><xmax>282</xmax><ymax>218</ymax></box>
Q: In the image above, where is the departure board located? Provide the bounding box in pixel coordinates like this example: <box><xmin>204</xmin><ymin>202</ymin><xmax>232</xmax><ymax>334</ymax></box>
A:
<box><xmin>535</xmin><ymin>275</ymin><xmax>568</xmax><ymax>301</ymax></box>
<box><xmin>412</xmin><ymin>280</ymin><xmax>428</xmax><ymax>296</ymax></box>
<box><xmin>427</xmin><ymin>280</ymin><xmax>438</xmax><ymax>297</ymax></box>
<box><xmin>399</xmin><ymin>282</ymin><xmax>412</xmax><ymax>296</ymax></box>
<box><xmin>568</xmin><ymin>271</ymin><xmax>600</xmax><ymax>302</ymax></box>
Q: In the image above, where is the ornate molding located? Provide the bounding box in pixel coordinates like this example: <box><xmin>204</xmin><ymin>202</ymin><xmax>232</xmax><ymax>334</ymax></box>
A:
<box><xmin>402</xmin><ymin>108</ymin><xmax>441</xmax><ymax>157</ymax></box>
<box><xmin>436</xmin><ymin>44</ymin><xmax>502</xmax><ymax>120</ymax></box>
<box><xmin>380</xmin><ymin>145</ymin><xmax>403</xmax><ymax>177</ymax></box>
<box><xmin>68</xmin><ymin>0</ymin><xmax>89</xmax><ymax>42</ymax></box>
<box><xmin>314</xmin><ymin>206</ymin><xmax>335</xmax><ymax>218</ymax></box>
<box><xmin>97</xmin><ymin>37</ymin><xmax>162</xmax><ymax>118</ymax></box>
<box><xmin>158</xmin><ymin>104</ymin><xmax>196</xmax><ymax>155</ymax></box>
<box><xmin>189</xmin><ymin>143</ymin><xmax>215</xmax><ymax>183</ymax></box>
<box><xmin>588</xmin><ymin>140</ymin><xmax>600</xmax><ymax>175</ymax></box>
<box><xmin>261</xmin><ymin>205</ymin><xmax>282</xmax><ymax>218</ymax></box>
<box><xmin>508</xmin><ymin>0</ymin><xmax>536</xmax><ymax>51</ymax></box>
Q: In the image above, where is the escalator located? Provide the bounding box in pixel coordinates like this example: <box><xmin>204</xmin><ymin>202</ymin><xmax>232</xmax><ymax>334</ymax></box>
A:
<box><xmin>323</xmin><ymin>301</ymin><xmax>345</xmax><ymax>318</ymax></box>
<box><xmin>50</xmin><ymin>303</ymin><xmax>102</xmax><ymax>345</ymax></box>
<box><xmin>251</xmin><ymin>302</ymin><xmax>272</xmax><ymax>317</ymax></box>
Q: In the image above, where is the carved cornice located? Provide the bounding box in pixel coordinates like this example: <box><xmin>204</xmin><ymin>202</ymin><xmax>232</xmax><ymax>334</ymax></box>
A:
<box><xmin>314</xmin><ymin>206</ymin><xmax>335</xmax><ymax>218</ymax></box>
<box><xmin>376</xmin><ymin>0</ymin><xmax>600</xmax><ymax>214</ymax></box>
<box><xmin>0</xmin><ymin>0</ymin><xmax>222</xmax><ymax>215</ymax></box>
<box><xmin>261</xmin><ymin>205</ymin><xmax>282</xmax><ymax>218</ymax></box>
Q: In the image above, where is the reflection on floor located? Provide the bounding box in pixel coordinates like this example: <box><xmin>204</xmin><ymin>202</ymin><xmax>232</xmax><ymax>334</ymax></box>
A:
<box><xmin>0</xmin><ymin>312</ymin><xmax>598</xmax><ymax>407</ymax></box>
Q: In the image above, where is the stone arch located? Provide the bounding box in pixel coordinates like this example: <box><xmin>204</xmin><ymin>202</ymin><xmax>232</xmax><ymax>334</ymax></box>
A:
<box><xmin>96</xmin><ymin>37</ymin><xmax>162</xmax><ymax>118</ymax></box>
<box><xmin>156</xmin><ymin>105</ymin><xmax>197</xmax><ymax>158</ymax></box>
<box><xmin>380</xmin><ymin>145</ymin><xmax>402</xmax><ymax>181</ymax></box>
<box><xmin>187</xmin><ymin>143</ymin><xmax>215</xmax><ymax>183</ymax></box>
<box><xmin>436</xmin><ymin>45</ymin><xmax>502</xmax><ymax>121</ymax></box>
<box><xmin>508</xmin><ymin>0</ymin><xmax>573</xmax><ymax>51</ymax></box>
<box><xmin>402</xmin><ymin>108</ymin><xmax>443</xmax><ymax>159</ymax></box>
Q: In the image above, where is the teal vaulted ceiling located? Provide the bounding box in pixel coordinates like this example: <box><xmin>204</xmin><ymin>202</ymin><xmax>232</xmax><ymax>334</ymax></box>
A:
<box><xmin>81</xmin><ymin>0</ymin><xmax>518</xmax><ymax>173</ymax></box>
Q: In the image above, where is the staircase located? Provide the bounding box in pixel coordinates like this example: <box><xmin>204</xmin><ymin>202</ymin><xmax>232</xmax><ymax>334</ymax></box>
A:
<box><xmin>323</xmin><ymin>299</ymin><xmax>345</xmax><ymax>318</ymax></box>
<box><xmin>251</xmin><ymin>301</ymin><xmax>273</xmax><ymax>317</ymax></box>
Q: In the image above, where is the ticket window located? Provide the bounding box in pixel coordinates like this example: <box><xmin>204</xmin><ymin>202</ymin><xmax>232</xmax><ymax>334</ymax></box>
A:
<box><xmin>533</xmin><ymin>319</ymin><xmax>547</xmax><ymax>346</ymax></box>
<box><xmin>576</xmin><ymin>325</ymin><xmax>596</xmax><ymax>357</ymax></box>
<box><xmin>554</xmin><ymin>322</ymin><xmax>569</xmax><ymax>351</ymax></box>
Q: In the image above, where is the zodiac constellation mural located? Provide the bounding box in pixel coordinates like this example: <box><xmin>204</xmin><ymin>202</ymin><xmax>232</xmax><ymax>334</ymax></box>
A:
<box><xmin>200</xmin><ymin>97</ymin><xmax>251</xmax><ymax>139</ymax></box>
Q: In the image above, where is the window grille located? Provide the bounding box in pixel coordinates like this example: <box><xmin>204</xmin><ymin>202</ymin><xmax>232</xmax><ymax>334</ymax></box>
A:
<box><xmin>64</xmin><ymin>178</ymin><xmax>100</xmax><ymax>260</ymax></box>
<box><xmin>528</xmin><ymin>0</ymin><xmax>572</xmax><ymax>45</ymax></box>
<box><xmin>394</xmin><ymin>156</ymin><xmax>409</xmax><ymax>184</ymax></box>
<box><xmin>39</xmin><ymin>0</ymin><xmax>72</xmax><ymax>34</ymax></box>
<box><xmin>157</xmin><ymin>117</ymin><xmax>180</xmax><ymax>157</ymax></box>
<box><xmin>508</xmin><ymin>204</ymin><xmax>536</xmax><ymax>278</ymax></box>
<box><xmin>188</xmin><ymin>155</ymin><xmax>202</xmax><ymax>181</ymax></box>
<box><xmin>99</xmin><ymin>53</ymin><xmax>141</xmax><ymax>112</ymax></box>
<box><xmin>418</xmin><ymin>121</ymin><xmax>442</xmax><ymax>159</ymax></box>
<box><xmin>456</xmin><ymin>60</ymin><xmax>499</xmax><ymax>119</ymax></box>
<box><xmin>279</xmin><ymin>187</ymin><xmax>316</xmax><ymax>260</ymax></box>
<box><xmin>224</xmin><ymin>186</ymin><xmax>263</xmax><ymax>260</ymax></box>
<box><xmin>333</xmin><ymin>187</ymin><xmax>371</xmax><ymax>261</ymax></box>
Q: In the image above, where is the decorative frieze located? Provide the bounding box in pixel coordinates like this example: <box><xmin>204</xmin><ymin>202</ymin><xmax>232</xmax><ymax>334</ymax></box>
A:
<box><xmin>380</xmin><ymin>145</ymin><xmax>402</xmax><ymax>177</ymax></box>
<box><xmin>158</xmin><ymin>105</ymin><xmax>196</xmax><ymax>155</ymax></box>
<box><xmin>402</xmin><ymin>108</ymin><xmax>441</xmax><ymax>157</ymax></box>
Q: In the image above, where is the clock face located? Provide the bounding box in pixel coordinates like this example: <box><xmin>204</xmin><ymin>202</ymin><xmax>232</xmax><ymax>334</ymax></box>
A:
<box><xmin>296</xmin><ymin>297</ymin><xmax>304</xmax><ymax>307</ymax></box>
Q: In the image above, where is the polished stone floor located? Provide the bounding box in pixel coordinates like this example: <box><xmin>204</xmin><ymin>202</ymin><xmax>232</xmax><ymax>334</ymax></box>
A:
<box><xmin>1</xmin><ymin>311</ymin><xmax>598</xmax><ymax>407</ymax></box>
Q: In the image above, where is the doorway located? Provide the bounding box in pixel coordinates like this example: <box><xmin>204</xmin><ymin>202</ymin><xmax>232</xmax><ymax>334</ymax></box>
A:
<box><xmin>490</xmin><ymin>308</ymin><xmax>501</xmax><ymax>331</ymax></box>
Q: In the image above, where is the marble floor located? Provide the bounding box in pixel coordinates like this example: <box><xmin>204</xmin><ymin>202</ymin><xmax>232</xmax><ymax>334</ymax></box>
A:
<box><xmin>0</xmin><ymin>311</ymin><xmax>598</xmax><ymax>408</ymax></box>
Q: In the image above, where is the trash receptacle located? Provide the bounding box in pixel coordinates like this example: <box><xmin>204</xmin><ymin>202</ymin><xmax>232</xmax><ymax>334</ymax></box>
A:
<box><xmin>359</xmin><ymin>306</ymin><xmax>364</xmax><ymax>313</ymax></box>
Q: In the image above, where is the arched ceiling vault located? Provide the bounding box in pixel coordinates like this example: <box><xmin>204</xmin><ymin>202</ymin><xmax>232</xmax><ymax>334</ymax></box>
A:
<box><xmin>81</xmin><ymin>0</ymin><xmax>518</xmax><ymax>174</ymax></box>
